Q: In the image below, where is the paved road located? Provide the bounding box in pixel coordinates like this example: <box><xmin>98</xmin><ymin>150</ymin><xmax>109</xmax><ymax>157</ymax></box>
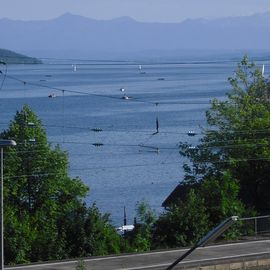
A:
<box><xmin>6</xmin><ymin>240</ymin><xmax>270</xmax><ymax>270</ymax></box>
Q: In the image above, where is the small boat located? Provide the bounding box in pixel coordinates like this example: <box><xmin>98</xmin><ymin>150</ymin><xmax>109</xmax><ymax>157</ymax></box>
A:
<box><xmin>187</xmin><ymin>131</ymin><xmax>197</xmax><ymax>136</ymax></box>
<box><xmin>122</xmin><ymin>95</ymin><xmax>130</xmax><ymax>100</ymax></box>
<box><xmin>91</xmin><ymin>128</ymin><xmax>103</xmax><ymax>132</ymax></box>
<box><xmin>262</xmin><ymin>64</ymin><xmax>265</xmax><ymax>76</ymax></box>
<box><xmin>48</xmin><ymin>93</ymin><xmax>56</xmax><ymax>98</ymax></box>
<box><xmin>139</xmin><ymin>65</ymin><xmax>146</xmax><ymax>74</ymax></box>
<box><xmin>73</xmin><ymin>64</ymin><xmax>77</xmax><ymax>72</ymax></box>
<box><xmin>116</xmin><ymin>225</ymin><xmax>135</xmax><ymax>233</ymax></box>
<box><xmin>157</xmin><ymin>78</ymin><xmax>165</xmax><ymax>81</ymax></box>
<box><xmin>45</xmin><ymin>75</ymin><xmax>52</xmax><ymax>77</ymax></box>
<box><xmin>120</xmin><ymin>88</ymin><xmax>125</xmax><ymax>92</ymax></box>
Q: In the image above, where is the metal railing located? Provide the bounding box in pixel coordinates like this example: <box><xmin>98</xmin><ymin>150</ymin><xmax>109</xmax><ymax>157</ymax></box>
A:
<box><xmin>217</xmin><ymin>214</ymin><xmax>270</xmax><ymax>241</ymax></box>
<box><xmin>238</xmin><ymin>215</ymin><xmax>270</xmax><ymax>238</ymax></box>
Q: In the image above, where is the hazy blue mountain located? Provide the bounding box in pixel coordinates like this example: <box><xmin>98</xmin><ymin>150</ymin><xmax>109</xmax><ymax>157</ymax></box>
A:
<box><xmin>0</xmin><ymin>12</ymin><xmax>270</xmax><ymax>58</ymax></box>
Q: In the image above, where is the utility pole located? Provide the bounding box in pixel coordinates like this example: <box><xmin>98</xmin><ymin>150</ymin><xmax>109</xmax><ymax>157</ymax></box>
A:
<box><xmin>0</xmin><ymin>140</ymin><xmax>16</xmax><ymax>270</ymax></box>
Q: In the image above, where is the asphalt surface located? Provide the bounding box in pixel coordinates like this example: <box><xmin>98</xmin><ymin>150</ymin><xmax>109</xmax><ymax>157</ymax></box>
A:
<box><xmin>6</xmin><ymin>239</ymin><xmax>270</xmax><ymax>270</ymax></box>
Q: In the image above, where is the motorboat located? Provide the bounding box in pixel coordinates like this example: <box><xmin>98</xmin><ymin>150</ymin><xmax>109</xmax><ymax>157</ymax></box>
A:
<box><xmin>116</xmin><ymin>225</ymin><xmax>135</xmax><ymax>233</ymax></box>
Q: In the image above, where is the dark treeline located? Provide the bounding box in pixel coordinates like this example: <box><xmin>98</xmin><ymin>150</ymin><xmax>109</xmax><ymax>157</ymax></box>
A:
<box><xmin>2</xmin><ymin>56</ymin><xmax>270</xmax><ymax>264</ymax></box>
<box><xmin>0</xmin><ymin>48</ymin><xmax>41</xmax><ymax>64</ymax></box>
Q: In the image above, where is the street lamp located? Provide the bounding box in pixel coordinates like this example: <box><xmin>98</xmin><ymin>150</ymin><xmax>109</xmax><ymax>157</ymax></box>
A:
<box><xmin>0</xmin><ymin>140</ymin><xmax>16</xmax><ymax>270</ymax></box>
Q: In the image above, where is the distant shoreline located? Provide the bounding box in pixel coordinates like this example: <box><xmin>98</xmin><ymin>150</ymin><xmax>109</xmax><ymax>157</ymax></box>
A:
<box><xmin>0</xmin><ymin>48</ymin><xmax>42</xmax><ymax>64</ymax></box>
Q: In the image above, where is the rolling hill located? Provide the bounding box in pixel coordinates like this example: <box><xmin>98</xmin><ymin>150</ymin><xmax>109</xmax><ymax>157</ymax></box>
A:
<box><xmin>0</xmin><ymin>48</ymin><xmax>41</xmax><ymax>64</ymax></box>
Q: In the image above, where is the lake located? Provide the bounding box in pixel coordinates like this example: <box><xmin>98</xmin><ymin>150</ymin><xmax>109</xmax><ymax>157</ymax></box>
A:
<box><xmin>0</xmin><ymin>58</ymin><xmax>266</xmax><ymax>225</ymax></box>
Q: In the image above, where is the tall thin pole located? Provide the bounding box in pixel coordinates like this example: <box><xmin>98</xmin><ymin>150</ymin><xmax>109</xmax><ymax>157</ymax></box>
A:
<box><xmin>0</xmin><ymin>140</ymin><xmax>16</xmax><ymax>270</ymax></box>
<box><xmin>165</xmin><ymin>245</ymin><xmax>198</xmax><ymax>270</ymax></box>
<box><xmin>0</xmin><ymin>147</ymin><xmax>4</xmax><ymax>270</ymax></box>
<box><xmin>124</xmin><ymin>206</ymin><xmax>127</xmax><ymax>226</ymax></box>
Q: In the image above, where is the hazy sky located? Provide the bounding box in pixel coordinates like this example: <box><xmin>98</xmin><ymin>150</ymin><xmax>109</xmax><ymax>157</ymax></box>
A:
<box><xmin>1</xmin><ymin>0</ymin><xmax>270</xmax><ymax>22</ymax></box>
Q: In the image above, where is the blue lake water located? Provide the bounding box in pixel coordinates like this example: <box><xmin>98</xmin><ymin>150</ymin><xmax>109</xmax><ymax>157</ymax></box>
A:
<box><xmin>0</xmin><ymin>58</ymin><xmax>266</xmax><ymax>225</ymax></box>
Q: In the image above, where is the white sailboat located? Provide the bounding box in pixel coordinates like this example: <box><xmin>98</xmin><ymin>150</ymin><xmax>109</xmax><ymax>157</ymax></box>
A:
<box><xmin>139</xmin><ymin>65</ymin><xmax>146</xmax><ymax>74</ymax></box>
<box><xmin>72</xmin><ymin>64</ymin><xmax>77</xmax><ymax>72</ymax></box>
<box><xmin>262</xmin><ymin>64</ymin><xmax>265</xmax><ymax>76</ymax></box>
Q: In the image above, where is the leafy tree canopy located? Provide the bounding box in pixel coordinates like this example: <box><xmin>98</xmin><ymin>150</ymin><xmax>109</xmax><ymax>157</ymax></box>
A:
<box><xmin>179</xmin><ymin>55</ymin><xmax>270</xmax><ymax>213</ymax></box>
<box><xmin>1</xmin><ymin>105</ymin><xmax>124</xmax><ymax>264</ymax></box>
<box><xmin>152</xmin><ymin>56</ymin><xmax>264</xmax><ymax>249</ymax></box>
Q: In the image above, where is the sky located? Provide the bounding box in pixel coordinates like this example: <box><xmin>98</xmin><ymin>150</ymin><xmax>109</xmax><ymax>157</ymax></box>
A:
<box><xmin>1</xmin><ymin>0</ymin><xmax>270</xmax><ymax>23</ymax></box>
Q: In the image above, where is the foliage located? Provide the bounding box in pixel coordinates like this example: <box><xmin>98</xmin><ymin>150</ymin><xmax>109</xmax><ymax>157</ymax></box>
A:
<box><xmin>59</xmin><ymin>203</ymin><xmax>124</xmax><ymax>257</ymax></box>
<box><xmin>136</xmin><ymin>200</ymin><xmax>157</xmax><ymax>227</ymax></box>
<box><xmin>199</xmin><ymin>171</ymin><xmax>246</xmax><ymax>227</ymax></box>
<box><xmin>1</xmin><ymin>105</ymin><xmax>123</xmax><ymax>264</ymax></box>
<box><xmin>152</xmin><ymin>56</ymin><xmax>267</xmax><ymax>249</ymax></box>
<box><xmin>76</xmin><ymin>259</ymin><xmax>86</xmax><ymax>270</ymax></box>
<box><xmin>152</xmin><ymin>189</ymin><xmax>209</xmax><ymax>248</ymax></box>
<box><xmin>179</xmin><ymin>55</ymin><xmax>270</xmax><ymax>213</ymax></box>
<box><xmin>126</xmin><ymin>201</ymin><xmax>156</xmax><ymax>252</ymax></box>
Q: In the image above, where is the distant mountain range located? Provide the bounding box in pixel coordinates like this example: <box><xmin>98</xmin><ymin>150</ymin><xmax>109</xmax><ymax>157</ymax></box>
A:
<box><xmin>0</xmin><ymin>48</ymin><xmax>41</xmax><ymax>64</ymax></box>
<box><xmin>1</xmin><ymin>12</ymin><xmax>270</xmax><ymax>58</ymax></box>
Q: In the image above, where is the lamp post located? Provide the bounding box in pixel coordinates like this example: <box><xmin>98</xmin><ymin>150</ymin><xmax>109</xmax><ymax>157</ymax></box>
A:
<box><xmin>165</xmin><ymin>216</ymin><xmax>238</xmax><ymax>270</ymax></box>
<box><xmin>0</xmin><ymin>140</ymin><xmax>16</xmax><ymax>270</ymax></box>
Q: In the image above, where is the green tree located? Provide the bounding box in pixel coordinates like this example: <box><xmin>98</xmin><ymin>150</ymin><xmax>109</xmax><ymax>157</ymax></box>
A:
<box><xmin>180</xmin><ymin>55</ymin><xmax>269</xmax><ymax>213</ymax></box>
<box><xmin>151</xmin><ymin>57</ymin><xmax>264</xmax><ymax>249</ymax></box>
<box><xmin>199</xmin><ymin>171</ymin><xmax>246</xmax><ymax>227</ymax></box>
<box><xmin>76</xmin><ymin>259</ymin><xmax>86</xmax><ymax>270</ymax></box>
<box><xmin>127</xmin><ymin>201</ymin><xmax>156</xmax><ymax>252</ymax></box>
<box><xmin>60</xmin><ymin>203</ymin><xmax>125</xmax><ymax>257</ymax></box>
<box><xmin>152</xmin><ymin>189</ymin><xmax>209</xmax><ymax>248</ymax></box>
<box><xmin>1</xmin><ymin>105</ymin><xmax>123</xmax><ymax>264</ymax></box>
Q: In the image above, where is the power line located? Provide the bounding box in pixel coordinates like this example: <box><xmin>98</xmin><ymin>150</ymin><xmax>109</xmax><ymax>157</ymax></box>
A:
<box><xmin>4</xmin><ymin>137</ymin><xmax>270</xmax><ymax>157</ymax></box>
<box><xmin>6</xmin><ymin>71</ymin><xmax>270</xmax><ymax>106</ymax></box>
<box><xmin>0</xmin><ymin>61</ymin><xmax>7</xmax><ymax>91</ymax></box>
<box><xmin>5</xmin><ymin>160</ymin><xmax>181</xmax><ymax>179</ymax></box>
<box><xmin>15</xmin><ymin>140</ymin><xmax>178</xmax><ymax>149</ymax></box>
<box><xmin>0</xmin><ymin>121</ymin><xmax>204</xmax><ymax>135</ymax></box>
<box><xmin>5</xmin><ymin>154</ymin><xmax>270</xmax><ymax>181</ymax></box>
<box><xmin>3</xmin><ymin>149</ymin><xmax>145</xmax><ymax>156</ymax></box>
<box><xmin>3</xmin><ymin>72</ymin><xmax>236</xmax><ymax>105</ymax></box>
<box><xmin>4</xmin><ymin>73</ymin><xmax>157</xmax><ymax>105</ymax></box>
<box><xmin>2</xmin><ymin>120</ymin><xmax>270</xmax><ymax>137</ymax></box>
<box><xmin>2</xmin><ymin>62</ymin><xmax>270</xmax><ymax>170</ymax></box>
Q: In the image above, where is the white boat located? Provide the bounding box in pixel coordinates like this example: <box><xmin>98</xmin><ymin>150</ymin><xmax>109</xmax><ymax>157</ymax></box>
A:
<box><xmin>187</xmin><ymin>131</ymin><xmax>197</xmax><ymax>136</ymax></box>
<box><xmin>116</xmin><ymin>225</ymin><xmax>135</xmax><ymax>233</ymax></box>
<box><xmin>122</xmin><ymin>95</ymin><xmax>130</xmax><ymax>100</ymax></box>
<box><xmin>139</xmin><ymin>65</ymin><xmax>146</xmax><ymax>74</ymax></box>
<box><xmin>262</xmin><ymin>64</ymin><xmax>265</xmax><ymax>76</ymax></box>
<box><xmin>72</xmin><ymin>64</ymin><xmax>77</xmax><ymax>72</ymax></box>
<box><xmin>48</xmin><ymin>93</ymin><xmax>56</xmax><ymax>98</ymax></box>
